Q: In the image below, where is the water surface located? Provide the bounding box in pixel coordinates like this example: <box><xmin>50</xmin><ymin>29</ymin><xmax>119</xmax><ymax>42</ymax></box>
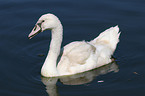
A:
<box><xmin>0</xmin><ymin>0</ymin><xmax>145</xmax><ymax>96</ymax></box>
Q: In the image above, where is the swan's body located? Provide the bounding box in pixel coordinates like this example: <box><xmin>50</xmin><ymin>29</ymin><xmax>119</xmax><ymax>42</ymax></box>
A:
<box><xmin>28</xmin><ymin>13</ymin><xmax>120</xmax><ymax>77</ymax></box>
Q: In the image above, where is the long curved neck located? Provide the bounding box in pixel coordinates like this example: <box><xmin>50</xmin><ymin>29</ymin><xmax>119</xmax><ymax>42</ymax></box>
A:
<box><xmin>41</xmin><ymin>23</ymin><xmax>63</xmax><ymax>77</ymax></box>
<box><xmin>48</xmin><ymin>25</ymin><xmax>63</xmax><ymax>61</ymax></box>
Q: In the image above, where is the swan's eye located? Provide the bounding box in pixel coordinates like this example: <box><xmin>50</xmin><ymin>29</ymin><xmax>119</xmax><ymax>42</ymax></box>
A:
<box><xmin>42</xmin><ymin>20</ymin><xmax>45</xmax><ymax>23</ymax></box>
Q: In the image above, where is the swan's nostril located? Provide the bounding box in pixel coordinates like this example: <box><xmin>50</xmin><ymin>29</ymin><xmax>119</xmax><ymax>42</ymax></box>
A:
<box><xmin>34</xmin><ymin>25</ymin><xmax>37</xmax><ymax>31</ymax></box>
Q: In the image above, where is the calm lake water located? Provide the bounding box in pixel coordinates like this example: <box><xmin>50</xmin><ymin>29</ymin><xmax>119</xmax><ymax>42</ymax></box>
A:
<box><xmin>0</xmin><ymin>0</ymin><xmax>145</xmax><ymax>96</ymax></box>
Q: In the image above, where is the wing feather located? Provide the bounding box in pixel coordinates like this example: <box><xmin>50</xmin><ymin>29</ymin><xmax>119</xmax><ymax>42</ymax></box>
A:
<box><xmin>62</xmin><ymin>41</ymin><xmax>96</xmax><ymax>64</ymax></box>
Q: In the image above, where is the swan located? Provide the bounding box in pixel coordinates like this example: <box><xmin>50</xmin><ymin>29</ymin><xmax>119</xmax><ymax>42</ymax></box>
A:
<box><xmin>28</xmin><ymin>13</ymin><xmax>121</xmax><ymax>77</ymax></box>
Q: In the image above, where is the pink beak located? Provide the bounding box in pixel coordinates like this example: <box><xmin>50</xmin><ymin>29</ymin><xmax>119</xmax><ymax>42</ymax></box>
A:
<box><xmin>28</xmin><ymin>24</ymin><xmax>42</xmax><ymax>39</ymax></box>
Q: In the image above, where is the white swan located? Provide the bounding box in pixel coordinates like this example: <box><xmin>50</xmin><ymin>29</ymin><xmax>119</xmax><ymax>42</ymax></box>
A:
<box><xmin>28</xmin><ymin>13</ymin><xmax>120</xmax><ymax>77</ymax></box>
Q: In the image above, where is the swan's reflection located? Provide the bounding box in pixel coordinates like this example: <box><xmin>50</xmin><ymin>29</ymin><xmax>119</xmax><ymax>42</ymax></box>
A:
<box><xmin>41</xmin><ymin>61</ymin><xmax>119</xmax><ymax>96</ymax></box>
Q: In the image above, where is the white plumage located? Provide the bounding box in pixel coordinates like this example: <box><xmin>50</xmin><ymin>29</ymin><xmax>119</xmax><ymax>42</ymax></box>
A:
<box><xmin>28</xmin><ymin>13</ymin><xmax>121</xmax><ymax>77</ymax></box>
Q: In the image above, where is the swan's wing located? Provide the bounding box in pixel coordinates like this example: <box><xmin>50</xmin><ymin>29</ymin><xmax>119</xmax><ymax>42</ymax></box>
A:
<box><xmin>57</xmin><ymin>41</ymin><xmax>97</xmax><ymax>75</ymax></box>
<box><xmin>62</xmin><ymin>41</ymin><xmax>96</xmax><ymax>64</ymax></box>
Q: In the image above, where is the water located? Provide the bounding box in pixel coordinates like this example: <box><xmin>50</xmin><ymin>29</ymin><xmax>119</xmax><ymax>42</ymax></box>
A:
<box><xmin>0</xmin><ymin>0</ymin><xmax>145</xmax><ymax>96</ymax></box>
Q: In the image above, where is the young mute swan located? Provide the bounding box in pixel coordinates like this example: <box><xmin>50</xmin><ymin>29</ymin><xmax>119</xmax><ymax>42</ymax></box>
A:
<box><xmin>28</xmin><ymin>13</ymin><xmax>121</xmax><ymax>77</ymax></box>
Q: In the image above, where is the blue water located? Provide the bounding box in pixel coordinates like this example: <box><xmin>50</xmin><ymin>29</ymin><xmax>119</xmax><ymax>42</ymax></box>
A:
<box><xmin>0</xmin><ymin>0</ymin><xmax>145</xmax><ymax>96</ymax></box>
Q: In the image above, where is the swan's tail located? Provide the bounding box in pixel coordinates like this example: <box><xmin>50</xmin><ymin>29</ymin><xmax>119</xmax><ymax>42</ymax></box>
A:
<box><xmin>91</xmin><ymin>25</ymin><xmax>121</xmax><ymax>51</ymax></box>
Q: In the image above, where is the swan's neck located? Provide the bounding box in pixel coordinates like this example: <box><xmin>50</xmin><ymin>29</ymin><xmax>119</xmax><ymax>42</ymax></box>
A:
<box><xmin>41</xmin><ymin>24</ymin><xmax>63</xmax><ymax>77</ymax></box>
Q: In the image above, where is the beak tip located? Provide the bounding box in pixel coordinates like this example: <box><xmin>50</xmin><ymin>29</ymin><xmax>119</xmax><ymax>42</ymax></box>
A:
<box><xmin>28</xmin><ymin>35</ymin><xmax>32</xmax><ymax>39</ymax></box>
<box><xmin>28</xmin><ymin>37</ymin><xmax>31</xmax><ymax>39</ymax></box>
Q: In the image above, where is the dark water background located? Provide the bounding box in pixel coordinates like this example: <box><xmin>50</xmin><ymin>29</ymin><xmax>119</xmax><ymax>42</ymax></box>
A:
<box><xmin>0</xmin><ymin>0</ymin><xmax>145</xmax><ymax>96</ymax></box>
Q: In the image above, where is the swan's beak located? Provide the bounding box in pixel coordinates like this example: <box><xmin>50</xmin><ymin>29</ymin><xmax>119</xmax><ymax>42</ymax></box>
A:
<box><xmin>28</xmin><ymin>23</ymin><xmax>42</xmax><ymax>39</ymax></box>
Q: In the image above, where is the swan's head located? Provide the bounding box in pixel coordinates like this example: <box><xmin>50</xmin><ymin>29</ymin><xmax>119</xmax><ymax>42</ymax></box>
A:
<box><xmin>28</xmin><ymin>13</ymin><xmax>61</xmax><ymax>39</ymax></box>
